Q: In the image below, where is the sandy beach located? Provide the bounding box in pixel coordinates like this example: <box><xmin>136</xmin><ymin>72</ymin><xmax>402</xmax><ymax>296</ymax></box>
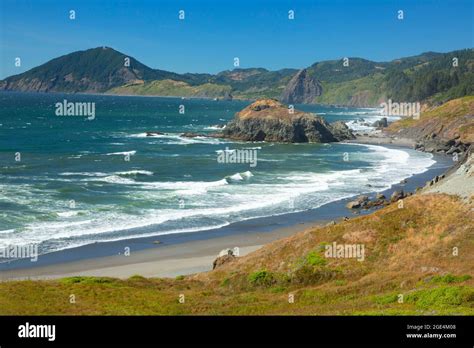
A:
<box><xmin>0</xmin><ymin>221</ymin><xmax>324</xmax><ymax>280</ymax></box>
<box><xmin>345</xmin><ymin>132</ymin><xmax>417</xmax><ymax>147</ymax></box>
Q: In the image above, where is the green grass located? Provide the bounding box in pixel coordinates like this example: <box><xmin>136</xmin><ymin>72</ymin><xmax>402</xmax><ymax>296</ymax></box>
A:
<box><xmin>313</xmin><ymin>73</ymin><xmax>385</xmax><ymax>106</ymax></box>
<box><xmin>60</xmin><ymin>276</ymin><xmax>116</xmax><ymax>285</ymax></box>
<box><xmin>109</xmin><ymin>79</ymin><xmax>232</xmax><ymax>98</ymax></box>
<box><xmin>429</xmin><ymin>274</ymin><xmax>472</xmax><ymax>284</ymax></box>
<box><xmin>406</xmin><ymin>286</ymin><xmax>474</xmax><ymax>309</ymax></box>
<box><xmin>304</xmin><ymin>251</ymin><xmax>327</xmax><ymax>266</ymax></box>
<box><xmin>248</xmin><ymin>270</ymin><xmax>275</xmax><ymax>287</ymax></box>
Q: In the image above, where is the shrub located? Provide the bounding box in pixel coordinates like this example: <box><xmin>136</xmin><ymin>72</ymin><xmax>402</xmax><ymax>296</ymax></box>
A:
<box><xmin>374</xmin><ymin>293</ymin><xmax>399</xmax><ymax>305</ymax></box>
<box><xmin>334</xmin><ymin>280</ymin><xmax>347</xmax><ymax>286</ymax></box>
<box><xmin>430</xmin><ymin>274</ymin><xmax>471</xmax><ymax>284</ymax></box>
<box><xmin>220</xmin><ymin>278</ymin><xmax>230</xmax><ymax>287</ymax></box>
<box><xmin>291</xmin><ymin>266</ymin><xmax>338</xmax><ymax>285</ymax></box>
<box><xmin>305</xmin><ymin>251</ymin><xmax>327</xmax><ymax>266</ymax></box>
<box><xmin>128</xmin><ymin>275</ymin><xmax>146</xmax><ymax>281</ymax></box>
<box><xmin>248</xmin><ymin>270</ymin><xmax>275</xmax><ymax>287</ymax></box>
<box><xmin>270</xmin><ymin>286</ymin><xmax>287</xmax><ymax>293</ymax></box>
<box><xmin>60</xmin><ymin>276</ymin><xmax>115</xmax><ymax>285</ymax></box>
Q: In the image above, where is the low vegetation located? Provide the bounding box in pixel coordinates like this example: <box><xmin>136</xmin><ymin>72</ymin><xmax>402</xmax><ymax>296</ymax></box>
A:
<box><xmin>108</xmin><ymin>79</ymin><xmax>233</xmax><ymax>99</ymax></box>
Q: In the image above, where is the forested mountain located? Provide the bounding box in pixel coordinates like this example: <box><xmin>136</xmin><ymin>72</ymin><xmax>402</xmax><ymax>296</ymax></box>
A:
<box><xmin>1</xmin><ymin>47</ymin><xmax>472</xmax><ymax>106</ymax></box>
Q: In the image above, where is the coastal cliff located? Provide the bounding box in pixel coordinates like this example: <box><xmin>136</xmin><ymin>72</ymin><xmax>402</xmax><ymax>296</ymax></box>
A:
<box><xmin>221</xmin><ymin>98</ymin><xmax>354</xmax><ymax>142</ymax></box>
<box><xmin>280</xmin><ymin>69</ymin><xmax>322</xmax><ymax>104</ymax></box>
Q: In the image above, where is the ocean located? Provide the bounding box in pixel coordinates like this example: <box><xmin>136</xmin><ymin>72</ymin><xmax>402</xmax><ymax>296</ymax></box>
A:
<box><xmin>0</xmin><ymin>92</ymin><xmax>436</xmax><ymax>256</ymax></box>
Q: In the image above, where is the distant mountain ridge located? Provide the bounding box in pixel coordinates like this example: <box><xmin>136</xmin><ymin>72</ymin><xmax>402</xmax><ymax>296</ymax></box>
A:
<box><xmin>1</xmin><ymin>47</ymin><xmax>473</xmax><ymax>107</ymax></box>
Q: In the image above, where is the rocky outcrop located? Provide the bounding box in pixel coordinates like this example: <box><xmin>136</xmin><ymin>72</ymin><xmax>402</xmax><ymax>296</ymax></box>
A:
<box><xmin>146</xmin><ymin>131</ymin><xmax>164</xmax><ymax>137</ymax></box>
<box><xmin>329</xmin><ymin>121</ymin><xmax>355</xmax><ymax>141</ymax></box>
<box><xmin>390</xmin><ymin>190</ymin><xmax>406</xmax><ymax>202</ymax></box>
<box><xmin>387</xmin><ymin>97</ymin><xmax>473</xmax><ymax>156</ymax></box>
<box><xmin>372</xmin><ymin>117</ymin><xmax>388</xmax><ymax>128</ymax></box>
<box><xmin>222</xmin><ymin>91</ymin><xmax>233</xmax><ymax>101</ymax></box>
<box><xmin>220</xmin><ymin>99</ymin><xmax>354</xmax><ymax>143</ymax></box>
<box><xmin>346</xmin><ymin>194</ymin><xmax>389</xmax><ymax>210</ymax></box>
<box><xmin>212</xmin><ymin>249</ymin><xmax>236</xmax><ymax>270</ymax></box>
<box><xmin>414</xmin><ymin>136</ymin><xmax>470</xmax><ymax>155</ymax></box>
<box><xmin>180</xmin><ymin>132</ymin><xmax>206</xmax><ymax>138</ymax></box>
<box><xmin>346</xmin><ymin>195</ymin><xmax>369</xmax><ymax>209</ymax></box>
<box><xmin>280</xmin><ymin>69</ymin><xmax>322</xmax><ymax>104</ymax></box>
<box><xmin>422</xmin><ymin>146</ymin><xmax>473</xmax><ymax>200</ymax></box>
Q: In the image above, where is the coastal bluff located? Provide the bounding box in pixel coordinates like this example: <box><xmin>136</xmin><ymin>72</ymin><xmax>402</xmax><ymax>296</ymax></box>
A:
<box><xmin>280</xmin><ymin>68</ymin><xmax>322</xmax><ymax>104</ymax></box>
<box><xmin>220</xmin><ymin>99</ymin><xmax>354</xmax><ymax>143</ymax></box>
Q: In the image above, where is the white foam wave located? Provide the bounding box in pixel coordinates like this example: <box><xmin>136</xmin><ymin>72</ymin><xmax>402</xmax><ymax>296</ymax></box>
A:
<box><xmin>0</xmin><ymin>229</ymin><xmax>15</xmax><ymax>234</ymax></box>
<box><xmin>57</xmin><ymin>211</ymin><xmax>80</xmax><ymax>218</ymax></box>
<box><xmin>60</xmin><ymin>172</ymin><xmax>109</xmax><ymax>177</ymax></box>
<box><xmin>127</xmin><ymin>132</ymin><xmax>227</xmax><ymax>145</ymax></box>
<box><xmin>115</xmin><ymin>170</ymin><xmax>153</xmax><ymax>176</ymax></box>
<box><xmin>205</xmin><ymin>125</ymin><xmax>226</xmax><ymax>130</ymax></box>
<box><xmin>142</xmin><ymin>178</ymin><xmax>229</xmax><ymax>195</ymax></box>
<box><xmin>100</xmin><ymin>175</ymin><xmax>136</xmax><ymax>184</ymax></box>
<box><xmin>228</xmin><ymin>173</ymin><xmax>244</xmax><ymax>181</ymax></box>
<box><xmin>106</xmin><ymin>150</ymin><xmax>136</xmax><ymax>156</ymax></box>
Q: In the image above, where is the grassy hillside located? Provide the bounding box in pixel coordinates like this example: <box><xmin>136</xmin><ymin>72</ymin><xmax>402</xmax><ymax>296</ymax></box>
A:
<box><xmin>314</xmin><ymin>73</ymin><xmax>386</xmax><ymax>106</ymax></box>
<box><xmin>108</xmin><ymin>79</ymin><xmax>233</xmax><ymax>98</ymax></box>
<box><xmin>388</xmin><ymin>96</ymin><xmax>474</xmax><ymax>143</ymax></box>
<box><xmin>1</xmin><ymin>194</ymin><xmax>472</xmax><ymax>315</ymax></box>
<box><xmin>107</xmin><ymin>68</ymin><xmax>295</xmax><ymax>99</ymax></box>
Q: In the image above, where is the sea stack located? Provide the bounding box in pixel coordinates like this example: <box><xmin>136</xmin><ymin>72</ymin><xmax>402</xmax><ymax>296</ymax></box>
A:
<box><xmin>221</xmin><ymin>98</ymin><xmax>354</xmax><ymax>143</ymax></box>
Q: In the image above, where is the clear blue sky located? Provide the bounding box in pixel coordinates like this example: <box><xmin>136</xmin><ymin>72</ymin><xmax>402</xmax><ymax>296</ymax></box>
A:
<box><xmin>0</xmin><ymin>0</ymin><xmax>473</xmax><ymax>79</ymax></box>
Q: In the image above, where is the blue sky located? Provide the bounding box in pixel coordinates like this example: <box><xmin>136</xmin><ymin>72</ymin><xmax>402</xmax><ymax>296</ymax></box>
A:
<box><xmin>0</xmin><ymin>0</ymin><xmax>473</xmax><ymax>79</ymax></box>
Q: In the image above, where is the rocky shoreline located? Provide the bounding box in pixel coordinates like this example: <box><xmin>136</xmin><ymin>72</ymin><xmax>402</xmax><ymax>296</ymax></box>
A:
<box><xmin>142</xmin><ymin>96</ymin><xmax>472</xmax><ymax>213</ymax></box>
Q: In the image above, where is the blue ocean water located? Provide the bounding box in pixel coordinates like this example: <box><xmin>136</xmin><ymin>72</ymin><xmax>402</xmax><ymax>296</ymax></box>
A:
<box><xmin>0</xmin><ymin>92</ymin><xmax>435</xmax><ymax>255</ymax></box>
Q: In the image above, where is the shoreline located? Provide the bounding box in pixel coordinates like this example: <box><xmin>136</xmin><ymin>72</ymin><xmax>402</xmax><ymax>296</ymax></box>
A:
<box><xmin>0</xmin><ymin>221</ymin><xmax>324</xmax><ymax>280</ymax></box>
<box><xmin>0</xmin><ymin>139</ymin><xmax>454</xmax><ymax>281</ymax></box>
<box><xmin>345</xmin><ymin>132</ymin><xmax>417</xmax><ymax>148</ymax></box>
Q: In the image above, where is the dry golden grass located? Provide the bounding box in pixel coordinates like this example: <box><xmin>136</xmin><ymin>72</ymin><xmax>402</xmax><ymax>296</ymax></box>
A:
<box><xmin>236</xmin><ymin>98</ymin><xmax>312</xmax><ymax>121</ymax></box>
<box><xmin>387</xmin><ymin>96</ymin><xmax>474</xmax><ymax>143</ymax></box>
